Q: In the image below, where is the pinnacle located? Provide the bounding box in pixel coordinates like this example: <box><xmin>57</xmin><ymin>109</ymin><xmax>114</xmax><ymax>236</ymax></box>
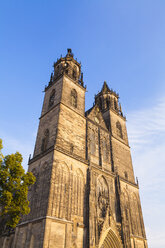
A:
<box><xmin>101</xmin><ymin>81</ymin><xmax>110</xmax><ymax>93</ymax></box>
<box><xmin>66</xmin><ymin>48</ymin><xmax>74</xmax><ymax>57</ymax></box>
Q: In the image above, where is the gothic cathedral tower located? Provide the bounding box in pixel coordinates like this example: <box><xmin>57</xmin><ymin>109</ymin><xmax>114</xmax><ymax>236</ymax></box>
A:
<box><xmin>12</xmin><ymin>49</ymin><xmax>148</xmax><ymax>248</ymax></box>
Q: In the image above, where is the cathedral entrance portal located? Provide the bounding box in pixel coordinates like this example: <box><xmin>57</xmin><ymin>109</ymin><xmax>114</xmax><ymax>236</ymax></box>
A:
<box><xmin>99</xmin><ymin>228</ymin><xmax>122</xmax><ymax>248</ymax></box>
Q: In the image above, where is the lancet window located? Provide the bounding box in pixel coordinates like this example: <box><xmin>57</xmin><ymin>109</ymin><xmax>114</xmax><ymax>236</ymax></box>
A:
<box><xmin>131</xmin><ymin>194</ymin><xmax>143</xmax><ymax>237</ymax></box>
<box><xmin>102</xmin><ymin>138</ymin><xmax>109</xmax><ymax>162</ymax></box>
<box><xmin>72</xmin><ymin>66</ymin><xmax>77</xmax><ymax>80</ymax></box>
<box><xmin>53</xmin><ymin>165</ymin><xmax>84</xmax><ymax>220</ymax></box>
<box><xmin>90</xmin><ymin>130</ymin><xmax>96</xmax><ymax>155</ymax></box>
<box><xmin>114</xmin><ymin>98</ymin><xmax>118</xmax><ymax>110</ymax></box>
<box><xmin>116</xmin><ymin>121</ymin><xmax>123</xmax><ymax>139</ymax></box>
<box><xmin>71</xmin><ymin>89</ymin><xmax>77</xmax><ymax>108</ymax></box>
<box><xmin>48</xmin><ymin>89</ymin><xmax>55</xmax><ymax>108</ymax></box>
<box><xmin>41</xmin><ymin>129</ymin><xmax>49</xmax><ymax>152</ymax></box>
<box><xmin>122</xmin><ymin>190</ymin><xmax>131</xmax><ymax>224</ymax></box>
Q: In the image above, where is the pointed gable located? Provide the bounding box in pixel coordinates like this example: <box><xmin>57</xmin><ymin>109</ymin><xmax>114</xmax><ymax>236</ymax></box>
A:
<box><xmin>86</xmin><ymin>104</ymin><xmax>108</xmax><ymax>130</ymax></box>
<box><xmin>101</xmin><ymin>81</ymin><xmax>111</xmax><ymax>94</ymax></box>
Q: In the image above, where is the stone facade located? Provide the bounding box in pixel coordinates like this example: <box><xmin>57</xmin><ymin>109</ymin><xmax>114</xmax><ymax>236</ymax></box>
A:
<box><xmin>1</xmin><ymin>49</ymin><xmax>148</xmax><ymax>247</ymax></box>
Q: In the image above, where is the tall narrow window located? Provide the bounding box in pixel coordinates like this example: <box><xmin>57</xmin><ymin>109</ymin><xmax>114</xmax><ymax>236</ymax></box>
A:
<box><xmin>90</xmin><ymin>130</ymin><xmax>96</xmax><ymax>155</ymax></box>
<box><xmin>71</xmin><ymin>89</ymin><xmax>77</xmax><ymax>108</ymax></box>
<box><xmin>72</xmin><ymin>66</ymin><xmax>77</xmax><ymax>80</ymax></box>
<box><xmin>114</xmin><ymin>98</ymin><xmax>118</xmax><ymax>110</ymax></box>
<box><xmin>99</xmin><ymin>97</ymin><xmax>103</xmax><ymax>110</ymax></box>
<box><xmin>41</xmin><ymin>129</ymin><xmax>49</xmax><ymax>152</ymax></box>
<box><xmin>103</xmin><ymin>139</ymin><xmax>109</xmax><ymax>162</ymax></box>
<box><xmin>116</xmin><ymin>121</ymin><xmax>123</xmax><ymax>139</ymax></box>
<box><xmin>48</xmin><ymin>89</ymin><xmax>55</xmax><ymax>108</ymax></box>
<box><xmin>106</xmin><ymin>97</ymin><xmax>110</xmax><ymax>109</ymax></box>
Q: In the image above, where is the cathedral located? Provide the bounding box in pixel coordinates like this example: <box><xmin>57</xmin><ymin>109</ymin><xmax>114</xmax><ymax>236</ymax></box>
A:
<box><xmin>2</xmin><ymin>49</ymin><xmax>148</xmax><ymax>247</ymax></box>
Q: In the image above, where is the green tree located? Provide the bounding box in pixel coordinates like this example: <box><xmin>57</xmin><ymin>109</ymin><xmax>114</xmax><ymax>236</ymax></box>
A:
<box><xmin>0</xmin><ymin>139</ymin><xmax>35</xmax><ymax>236</ymax></box>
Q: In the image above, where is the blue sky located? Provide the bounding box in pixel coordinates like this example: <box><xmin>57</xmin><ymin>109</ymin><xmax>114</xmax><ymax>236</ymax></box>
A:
<box><xmin>0</xmin><ymin>1</ymin><xmax>165</xmax><ymax>247</ymax></box>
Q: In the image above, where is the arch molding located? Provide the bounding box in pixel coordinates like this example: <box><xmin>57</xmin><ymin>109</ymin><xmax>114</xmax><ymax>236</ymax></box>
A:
<box><xmin>99</xmin><ymin>228</ymin><xmax>123</xmax><ymax>248</ymax></box>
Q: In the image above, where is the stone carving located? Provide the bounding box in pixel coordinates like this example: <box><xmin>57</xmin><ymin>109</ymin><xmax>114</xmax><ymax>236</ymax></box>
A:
<box><xmin>97</xmin><ymin>176</ymin><xmax>109</xmax><ymax>218</ymax></box>
<box><xmin>96</xmin><ymin>176</ymin><xmax>110</xmax><ymax>242</ymax></box>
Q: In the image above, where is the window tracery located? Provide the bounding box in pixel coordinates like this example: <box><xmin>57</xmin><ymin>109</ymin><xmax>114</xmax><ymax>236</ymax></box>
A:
<box><xmin>53</xmin><ymin>164</ymin><xmax>85</xmax><ymax>220</ymax></box>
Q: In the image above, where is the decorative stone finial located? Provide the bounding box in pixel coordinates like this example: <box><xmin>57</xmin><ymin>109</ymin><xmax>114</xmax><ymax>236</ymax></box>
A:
<box><xmin>67</xmin><ymin>48</ymin><xmax>74</xmax><ymax>57</ymax></box>
<box><xmin>28</xmin><ymin>154</ymin><xmax>31</xmax><ymax>163</ymax></box>
<box><xmin>80</xmin><ymin>72</ymin><xmax>84</xmax><ymax>86</ymax></box>
<box><xmin>50</xmin><ymin>73</ymin><xmax>53</xmax><ymax>82</ymax></box>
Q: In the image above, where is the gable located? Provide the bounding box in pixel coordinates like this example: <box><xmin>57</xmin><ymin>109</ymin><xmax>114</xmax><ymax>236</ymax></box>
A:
<box><xmin>86</xmin><ymin>105</ymin><xmax>108</xmax><ymax>130</ymax></box>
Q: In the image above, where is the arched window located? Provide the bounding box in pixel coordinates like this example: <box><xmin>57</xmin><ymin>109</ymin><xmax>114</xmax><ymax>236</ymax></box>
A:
<box><xmin>106</xmin><ymin>97</ymin><xmax>110</xmax><ymax>109</ymax></box>
<box><xmin>90</xmin><ymin>130</ymin><xmax>96</xmax><ymax>155</ymax></box>
<box><xmin>54</xmin><ymin>163</ymin><xmax>70</xmax><ymax>219</ymax></box>
<box><xmin>114</xmin><ymin>98</ymin><xmax>118</xmax><ymax>110</ymax></box>
<box><xmin>99</xmin><ymin>97</ymin><xmax>103</xmax><ymax>110</ymax></box>
<box><xmin>103</xmin><ymin>139</ymin><xmax>109</xmax><ymax>162</ymax></box>
<box><xmin>123</xmin><ymin>190</ymin><xmax>130</xmax><ymax>222</ymax></box>
<box><xmin>41</xmin><ymin>129</ymin><xmax>49</xmax><ymax>152</ymax></box>
<box><xmin>48</xmin><ymin>89</ymin><xmax>55</xmax><ymax>108</ymax></box>
<box><xmin>76</xmin><ymin>169</ymin><xmax>85</xmax><ymax>217</ymax></box>
<box><xmin>71</xmin><ymin>89</ymin><xmax>77</xmax><ymax>108</ymax></box>
<box><xmin>55</xmin><ymin>65</ymin><xmax>60</xmax><ymax>76</ymax></box>
<box><xmin>104</xmin><ymin>98</ymin><xmax>107</xmax><ymax>109</ymax></box>
<box><xmin>72</xmin><ymin>66</ymin><xmax>77</xmax><ymax>80</ymax></box>
<box><xmin>131</xmin><ymin>194</ymin><xmax>142</xmax><ymax>236</ymax></box>
<box><xmin>116</xmin><ymin>121</ymin><xmax>123</xmax><ymax>139</ymax></box>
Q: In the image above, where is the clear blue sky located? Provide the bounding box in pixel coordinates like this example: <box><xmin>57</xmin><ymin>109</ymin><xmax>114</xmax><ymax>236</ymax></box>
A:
<box><xmin>0</xmin><ymin>1</ymin><xmax>165</xmax><ymax>247</ymax></box>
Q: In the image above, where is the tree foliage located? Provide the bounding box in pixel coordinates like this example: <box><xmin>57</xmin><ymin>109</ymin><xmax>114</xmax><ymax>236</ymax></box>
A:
<box><xmin>0</xmin><ymin>139</ymin><xmax>35</xmax><ymax>236</ymax></box>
